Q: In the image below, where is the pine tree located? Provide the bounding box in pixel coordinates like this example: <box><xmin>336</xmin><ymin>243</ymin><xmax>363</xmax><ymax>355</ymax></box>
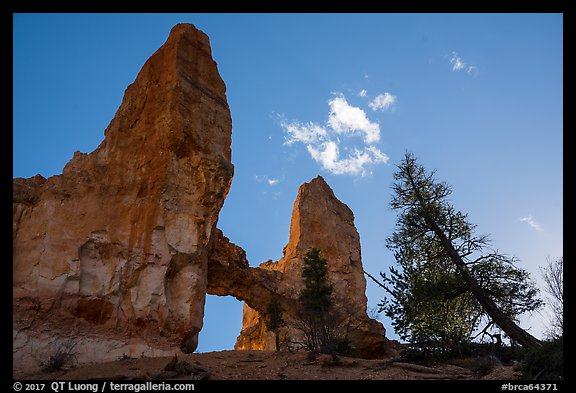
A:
<box><xmin>296</xmin><ymin>248</ymin><xmax>343</xmax><ymax>354</ymax></box>
<box><xmin>380</xmin><ymin>152</ymin><xmax>542</xmax><ymax>350</ymax></box>
<box><xmin>299</xmin><ymin>248</ymin><xmax>333</xmax><ymax>314</ymax></box>
<box><xmin>264</xmin><ymin>297</ymin><xmax>284</xmax><ymax>351</ymax></box>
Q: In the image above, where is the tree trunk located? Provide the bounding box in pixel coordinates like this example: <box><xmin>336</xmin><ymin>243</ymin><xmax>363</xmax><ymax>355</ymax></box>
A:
<box><xmin>427</xmin><ymin>215</ymin><xmax>541</xmax><ymax>349</ymax></box>
<box><xmin>408</xmin><ymin>173</ymin><xmax>542</xmax><ymax>349</ymax></box>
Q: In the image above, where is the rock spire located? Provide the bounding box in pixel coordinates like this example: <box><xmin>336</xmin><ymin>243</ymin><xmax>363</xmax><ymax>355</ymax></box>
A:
<box><xmin>13</xmin><ymin>23</ymin><xmax>233</xmax><ymax>370</ymax></box>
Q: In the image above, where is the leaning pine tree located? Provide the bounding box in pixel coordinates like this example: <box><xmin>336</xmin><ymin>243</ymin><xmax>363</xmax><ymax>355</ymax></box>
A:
<box><xmin>378</xmin><ymin>152</ymin><xmax>542</xmax><ymax>351</ymax></box>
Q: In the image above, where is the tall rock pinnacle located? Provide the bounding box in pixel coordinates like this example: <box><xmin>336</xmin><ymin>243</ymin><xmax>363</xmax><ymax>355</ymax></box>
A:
<box><xmin>234</xmin><ymin>176</ymin><xmax>397</xmax><ymax>358</ymax></box>
<box><xmin>13</xmin><ymin>23</ymin><xmax>233</xmax><ymax>371</ymax></box>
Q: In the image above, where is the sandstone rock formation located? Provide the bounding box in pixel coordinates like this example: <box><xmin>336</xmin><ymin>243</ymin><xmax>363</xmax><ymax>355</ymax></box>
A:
<box><xmin>207</xmin><ymin>229</ymin><xmax>291</xmax><ymax>313</ymax></box>
<box><xmin>13</xmin><ymin>24</ymin><xmax>397</xmax><ymax>373</ymax></box>
<box><xmin>13</xmin><ymin>23</ymin><xmax>233</xmax><ymax>371</ymax></box>
<box><xmin>231</xmin><ymin>176</ymin><xmax>397</xmax><ymax>358</ymax></box>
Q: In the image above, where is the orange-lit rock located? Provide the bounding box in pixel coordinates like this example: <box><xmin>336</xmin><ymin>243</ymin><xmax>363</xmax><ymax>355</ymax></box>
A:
<box><xmin>13</xmin><ymin>24</ymin><xmax>397</xmax><ymax>374</ymax></box>
<box><xmin>13</xmin><ymin>23</ymin><xmax>233</xmax><ymax>371</ymax></box>
<box><xmin>232</xmin><ymin>176</ymin><xmax>397</xmax><ymax>358</ymax></box>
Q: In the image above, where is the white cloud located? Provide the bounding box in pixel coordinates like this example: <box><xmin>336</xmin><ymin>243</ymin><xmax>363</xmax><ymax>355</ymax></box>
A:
<box><xmin>450</xmin><ymin>51</ymin><xmax>466</xmax><ymax>71</ymax></box>
<box><xmin>449</xmin><ymin>51</ymin><xmax>478</xmax><ymax>76</ymax></box>
<box><xmin>467</xmin><ymin>65</ymin><xmax>479</xmax><ymax>77</ymax></box>
<box><xmin>520</xmin><ymin>215</ymin><xmax>542</xmax><ymax>231</ymax></box>
<box><xmin>280</xmin><ymin>92</ymin><xmax>391</xmax><ymax>176</ymax></box>
<box><xmin>358</xmin><ymin>89</ymin><xmax>368</xmax><ymax>97</ymax></box>
<box><xmin>328</xmin><ymin>94</ymin><xmax>380</xmax><ymax>144</ymax></box>
<box><xmin>365</xmin><ymin>145</ymin><xmax>389</xmax><ymax>162</ymax></box>
<box><xmin>307</xmin><ymin>141</ymin><xmax>388</xmax><ymax>176</ymax></box>
<box><xmin>255</xmin><ymin>175</ymin><xmax>280</xmax><ymax>186</ymax></box>
<box><xmin>368</xmin><ymin>92</ymin><xmax>396</xmax><ymax>112</ymax></box>
<box><xmin>282</xmin><ymin>120</ymin><xmax>327</xmax><ymax>145</ymax></box>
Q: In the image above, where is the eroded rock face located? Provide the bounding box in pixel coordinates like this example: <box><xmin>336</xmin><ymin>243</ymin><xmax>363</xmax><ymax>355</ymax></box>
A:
<box><xmin>13</xmin><ymin>24</ymin><xmax>396</xmax><ymax>373</ymax></box>
<box><xmin>231</xmin><ymin>176</ymin><xmax>397</xmax><ymax>358</ymax></box>
<box><xmin>13</xmin><ymin>23</ymin><xmax>233</xmax><ymax>371</ymax></box>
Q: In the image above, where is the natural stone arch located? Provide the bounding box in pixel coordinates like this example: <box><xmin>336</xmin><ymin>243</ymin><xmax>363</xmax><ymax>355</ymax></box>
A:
<box><xmin>207</xmin><ymin>177</ymin><xmax>398</xmax><ymax>359</ymax></box>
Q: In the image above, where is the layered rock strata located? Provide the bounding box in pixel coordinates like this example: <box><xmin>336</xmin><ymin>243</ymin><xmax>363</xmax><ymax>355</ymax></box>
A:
<box><xmin>13</xmin><ymin>23</ymin><xmax>233</xmax><ymax>370</ymax></box>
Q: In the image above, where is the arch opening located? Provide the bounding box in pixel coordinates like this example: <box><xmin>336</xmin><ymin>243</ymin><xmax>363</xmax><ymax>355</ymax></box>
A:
<box><xmin>196</xmin><ymin>294</ymin><xmax>244</xmax><ymax>353</ymax></box>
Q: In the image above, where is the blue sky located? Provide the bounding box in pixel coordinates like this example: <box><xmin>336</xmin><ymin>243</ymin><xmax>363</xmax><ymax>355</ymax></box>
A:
<box><xmin>13</xmin><ymin>13</ymin><xmax>563</xmax><ymax>352</ymax></box>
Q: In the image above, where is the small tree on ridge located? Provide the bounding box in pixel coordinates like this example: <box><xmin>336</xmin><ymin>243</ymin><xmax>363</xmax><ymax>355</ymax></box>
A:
<box><xmin>296</xmin><ymin>248</ymin><xmax>351</xmax><ymax>355</ymax></box>
<box><xmin>264</xmin><ymin>297</ymin><xmax>285</xmax><ymax>351</ymax></box>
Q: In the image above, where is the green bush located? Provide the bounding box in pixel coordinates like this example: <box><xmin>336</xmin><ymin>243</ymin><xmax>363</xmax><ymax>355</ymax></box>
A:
<box><xmin>334</xmin><ymin>338</ymin><xmax>353</xmax><ymax>356</ymax></box>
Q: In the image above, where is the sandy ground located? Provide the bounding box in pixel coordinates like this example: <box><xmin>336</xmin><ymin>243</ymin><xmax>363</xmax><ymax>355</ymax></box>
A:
<box><xmin>14</xmin><ymin>349</ymin><xmax>522</xmax><ymax>380</ymax></box>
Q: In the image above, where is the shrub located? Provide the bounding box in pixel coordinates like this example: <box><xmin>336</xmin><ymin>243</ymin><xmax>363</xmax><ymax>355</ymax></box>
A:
<box><xmin>41</xmin><ymin>340</ymin><xmax>77</xmax><ymax>373</ymax></box>
<box><xmin>522</xmin><ymin>337</ymin><xmax>563</xmax><ymax>380</ymax></box>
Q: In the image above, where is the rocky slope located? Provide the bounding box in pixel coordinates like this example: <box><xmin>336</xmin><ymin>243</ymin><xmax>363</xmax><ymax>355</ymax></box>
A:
<box><xmin>14</xmin><ymin>350</ymin><xmax>521</xmax><ymax>381</ymax></box>
<box><xmin>13</xmin><ymin>23</ymin><xmax>233</xmax><ymax>371</ymax></box>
